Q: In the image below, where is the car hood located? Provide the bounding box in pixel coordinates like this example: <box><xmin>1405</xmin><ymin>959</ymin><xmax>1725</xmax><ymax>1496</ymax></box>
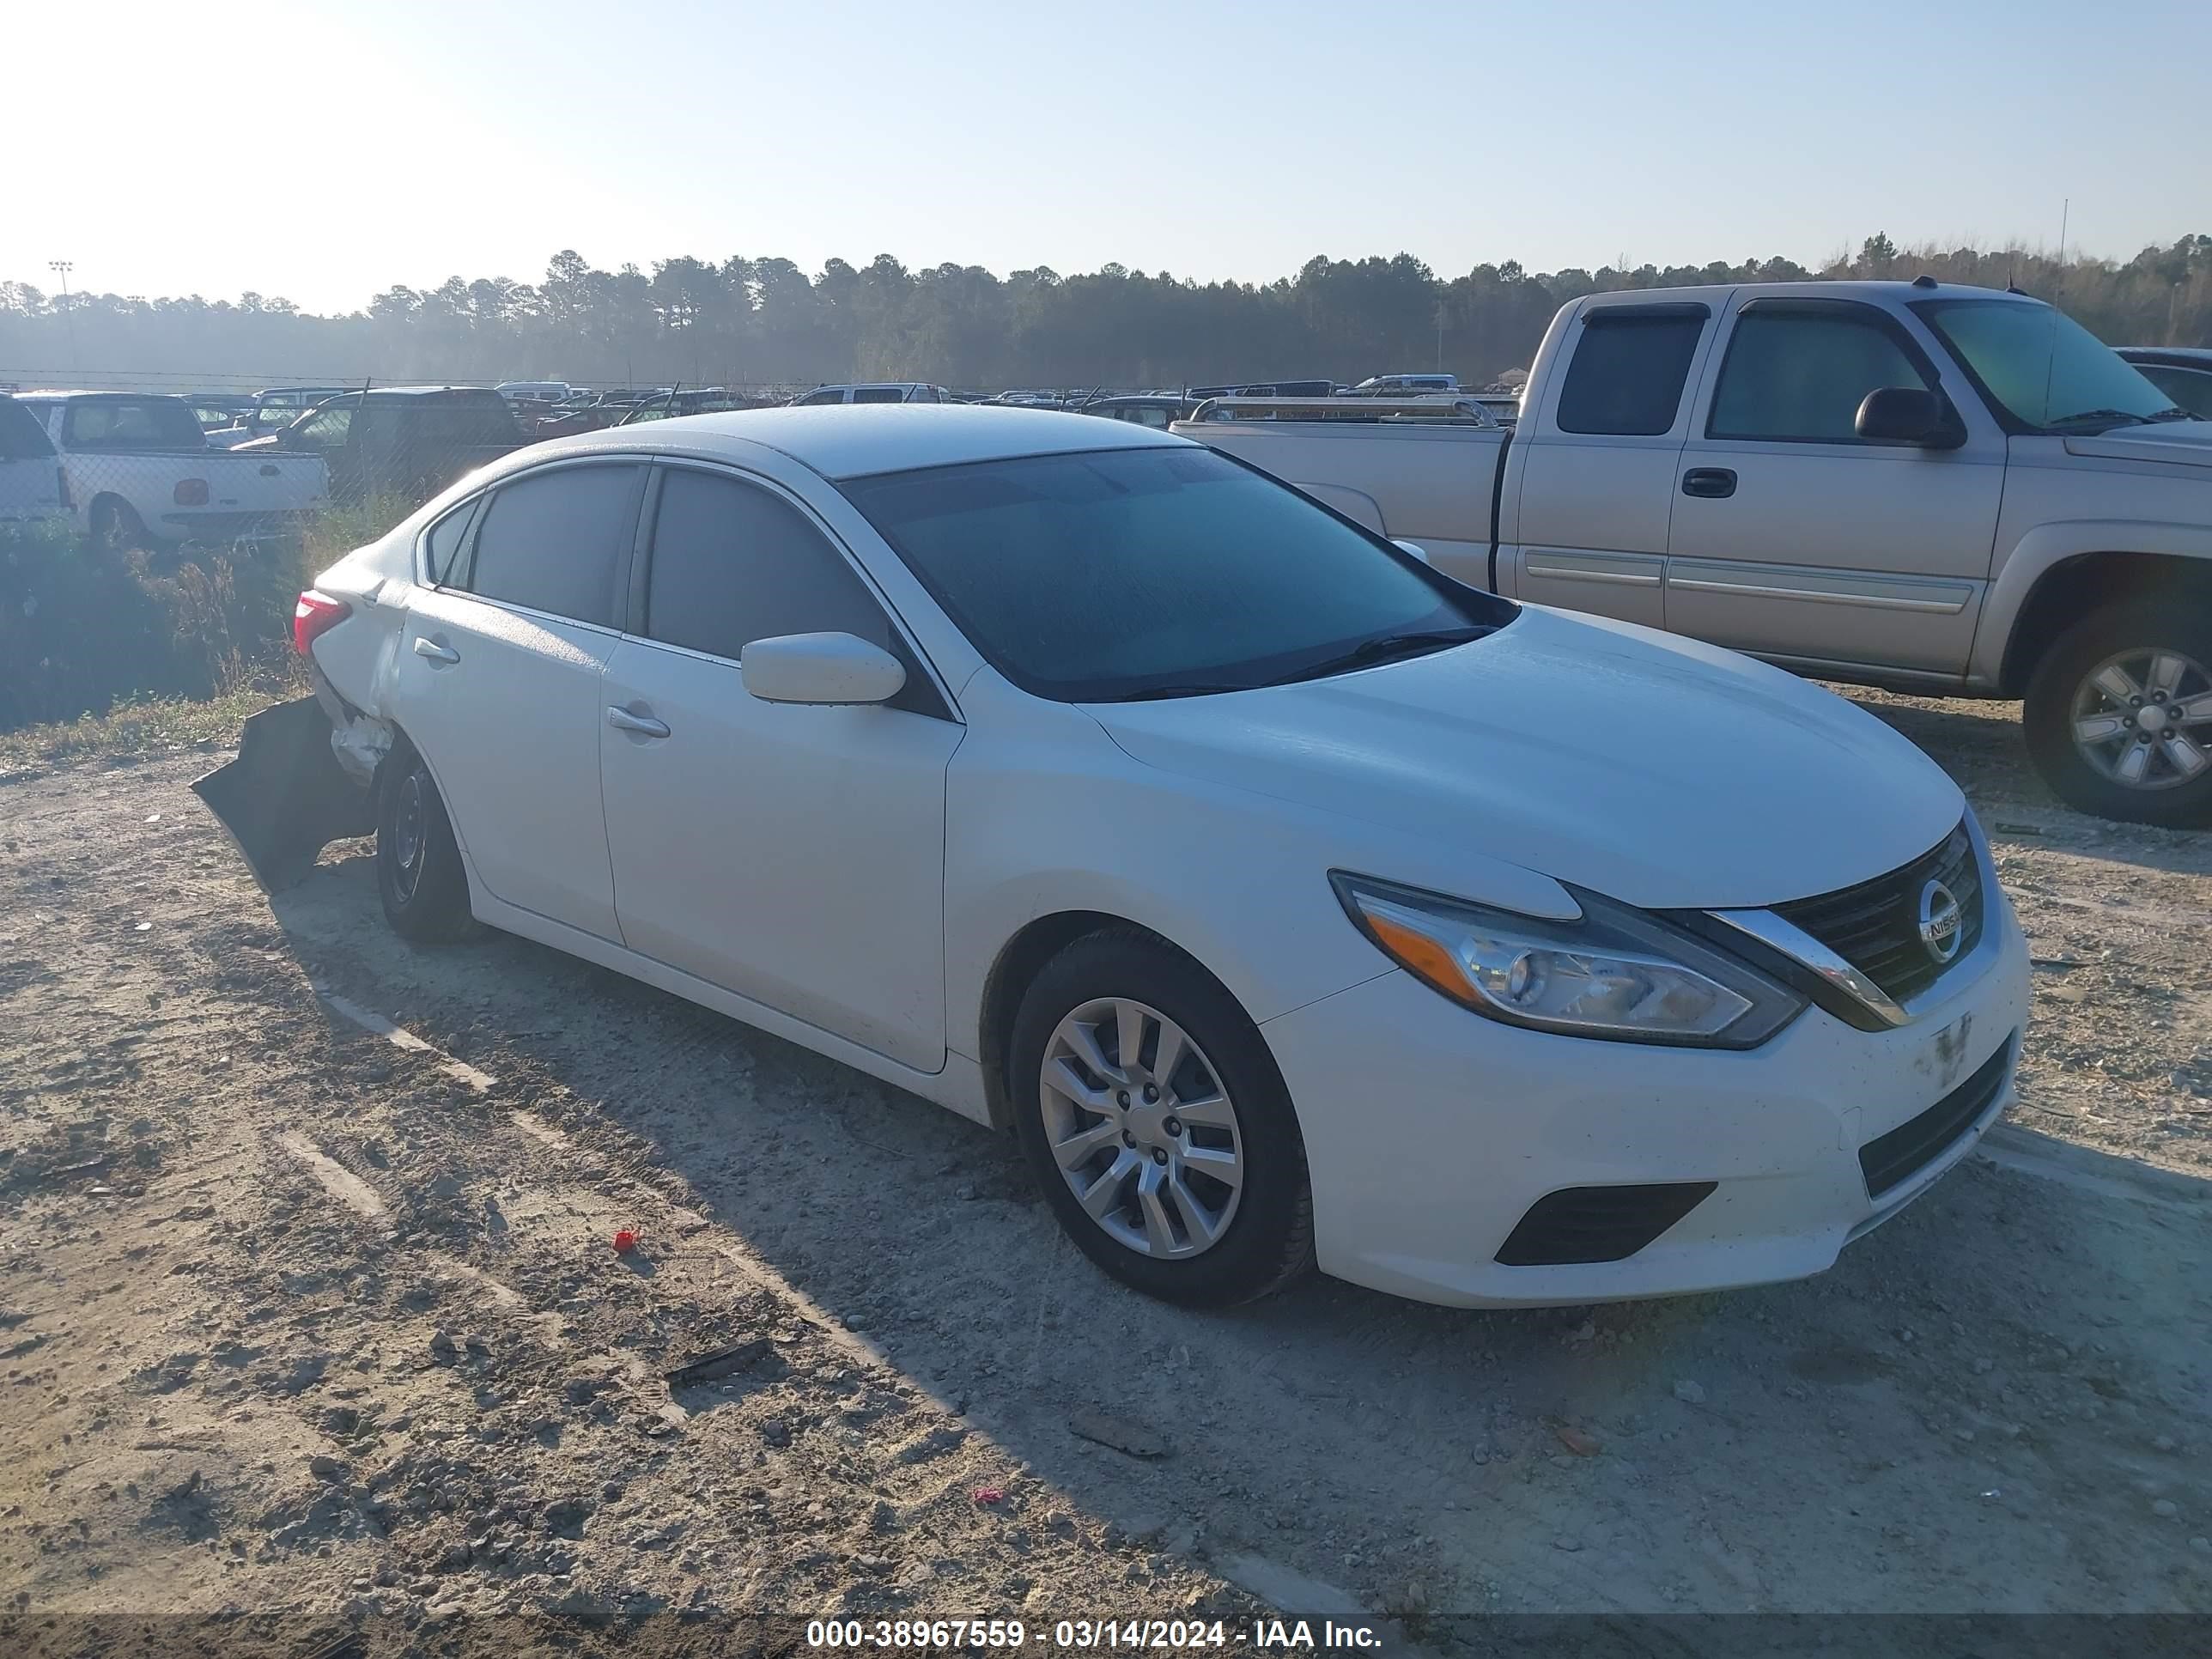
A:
<box><xmin>1085</xmin><ymin>606</ymin><xmax>1964</xmax><ymax>911</ymax></box>
<box><xmin>2062</xmin><ymin>418</ymin><xmax>2212</xmax><ymax>471</ymax></box>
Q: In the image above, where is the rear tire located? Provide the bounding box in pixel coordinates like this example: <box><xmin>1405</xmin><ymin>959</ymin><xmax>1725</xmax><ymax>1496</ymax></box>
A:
<box><xmin>88</xmin><ymin>495</ymin><xmax>150</xmax><ymax>555</ymax></box>
<box><xmin>376</xmin><ymin>748</ymin><xmax>476</xmax><ymax>942</ymax></box>
<box><xmin>1009</xmin><ymin>928</ymin><xmax>1314</xmax><ymax>1307</ymax></box>
<box><xmin>2023</xmin><ymin>597</ymin><xmax>2212</xmax><ymax>829</ymax></box>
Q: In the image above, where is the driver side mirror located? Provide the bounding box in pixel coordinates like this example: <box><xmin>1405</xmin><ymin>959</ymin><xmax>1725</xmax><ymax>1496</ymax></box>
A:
<box><xmin>1855</xmin><ymin>386</ymin><xmax>1964</xmax><ymax>449</ymax></box>
<box><xmin>741</xmin><ymin>632</ymin><xmax>907</xmax><ymax>706</ymax></box>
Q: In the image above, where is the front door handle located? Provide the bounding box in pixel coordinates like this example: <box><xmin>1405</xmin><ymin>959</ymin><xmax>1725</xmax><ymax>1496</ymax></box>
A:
<box><xmin>1681</xmin><ymin>467</ymin><xmax>1738</xmax><ymax>499</ymax></box>
<box><xmin>606</xmin><ymin>706</ymin><xmax>671</xmax><ymax>739</ymax></box>
<box><xmin>411</xmin><ymin>636</ymin><xmax>460</xmax><ymax>665</ymax></box>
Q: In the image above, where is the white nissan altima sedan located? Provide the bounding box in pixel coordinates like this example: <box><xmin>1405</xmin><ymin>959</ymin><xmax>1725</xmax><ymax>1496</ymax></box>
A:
<box><xmin>276</xmin><ymin>405</ymin><xmax>2029</xmax><ymax>1310</ymax></box>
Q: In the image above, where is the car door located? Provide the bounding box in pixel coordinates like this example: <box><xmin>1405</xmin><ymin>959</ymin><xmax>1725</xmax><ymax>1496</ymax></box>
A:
<box><xmin>1505</xmin><ymin>300</ymin><xmax>1717</xmax><ymax>628</ymax></box>
<box><xmin>1667</xmin><ymin>296</ymin><xmax>2004</xmax><ymax>676</ymax></box>
<box><xmin>599</xmin><ymin>461</ymin><xmax>963</xmax><ymax>1073</ymax></box>
<box><xmin>391</xmin><ymin>458</ymin><xmax>647</xmax><ymax>942</ymax></box>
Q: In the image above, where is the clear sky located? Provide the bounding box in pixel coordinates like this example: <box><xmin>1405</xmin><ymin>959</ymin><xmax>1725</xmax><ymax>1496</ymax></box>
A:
<box><xmin>8</xmin><ymin>0</ymin><xmax>2205</xmax><ymax>313</ymax></box>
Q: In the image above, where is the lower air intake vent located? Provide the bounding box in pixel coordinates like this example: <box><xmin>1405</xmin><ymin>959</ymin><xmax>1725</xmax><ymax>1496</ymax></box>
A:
<box><xmin>1494</xmin><ymin>1182</ymin><xmax>1718</xmax><ymax>1267</ymax></box>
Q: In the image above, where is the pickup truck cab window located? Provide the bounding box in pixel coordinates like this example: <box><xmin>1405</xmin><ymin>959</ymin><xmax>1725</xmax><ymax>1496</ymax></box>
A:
<box><xmin>64</xmin><ymin>398</ymin><xmax>209</xmax><ymax>452</ymax></box>
<box><xmin>1707</xmin><ymin>304</ymin><xmax>1937</xmax><ymax>444</ymax></box>
<box><xmin>1554</xmin><ymin>308</ymin><xmax>1707</xmax><ymax>436</ymax></box>
<box><xmin>1911</xmin><ymin>298</ymin><xmax>2183</xmax><ymax>434</ymax></box>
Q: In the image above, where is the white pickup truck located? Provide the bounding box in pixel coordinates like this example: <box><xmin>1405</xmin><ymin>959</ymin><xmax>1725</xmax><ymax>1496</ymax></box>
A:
<box><xmin>1179</xmin><ymin>278</ymin><xmax>2212</xmax><ymax>827</ymax></box>
<box><xmin>16</xmin><ymin>392</ymin><xmax>330</xmax><ymax>554</ymax></box>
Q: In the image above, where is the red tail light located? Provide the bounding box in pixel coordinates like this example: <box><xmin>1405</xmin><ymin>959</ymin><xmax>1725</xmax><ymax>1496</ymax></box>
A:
<box><xmin>293</xmin><ymin>590</ymin><xmax>351</xmax><ymax>656</ymax></box>
<box><xmin>173</xmin><ymin>478</ymin><xmax>210</xmax><ymax>507</ymax></box>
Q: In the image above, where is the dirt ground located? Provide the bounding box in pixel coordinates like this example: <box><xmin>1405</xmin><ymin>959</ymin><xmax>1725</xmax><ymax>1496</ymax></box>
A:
<box><xmin>1</xmin><ymin>689</ymin><xmax>2209</xmax><ymax>1652</ymax></box>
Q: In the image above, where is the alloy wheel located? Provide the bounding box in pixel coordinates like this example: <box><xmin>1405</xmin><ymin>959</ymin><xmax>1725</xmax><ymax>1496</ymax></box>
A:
<box><xmin>1037</xmin><ymin>997</ymin><xmax>1244</xmax><ymax>1259</ymax></box>
<box><xmin>2069</xmin><ymin>649</ymin><xmax>2212</xmax><ymax>791</ymax></box>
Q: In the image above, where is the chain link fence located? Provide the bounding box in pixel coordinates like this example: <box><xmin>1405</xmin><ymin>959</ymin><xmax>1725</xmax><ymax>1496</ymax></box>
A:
<box><xmin>0</xmin><ymin>373</ymin><xmax>823</xmax><ymax>731</ymax></box>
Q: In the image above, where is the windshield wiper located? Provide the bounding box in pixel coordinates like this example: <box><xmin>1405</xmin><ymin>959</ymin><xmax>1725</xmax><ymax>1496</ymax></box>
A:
<box><xmin>1109</xmin><ymin>682</ymin><xmax>1255</xmax><ymax>702</ymax></box>
<box><xmin>2043</xmin><ymin>408</ymin><xmax>2151</xmax><ymax>430</ymax></box>
<box><xmin>2145</xmin><ymin>406</ymin><xmax>2198</xmax><ymax>423</ymax></box>
<box><xmin>1272</xmin><ymin>626</ymin><xmax>1492</xmax><ymax>686</ymax></box>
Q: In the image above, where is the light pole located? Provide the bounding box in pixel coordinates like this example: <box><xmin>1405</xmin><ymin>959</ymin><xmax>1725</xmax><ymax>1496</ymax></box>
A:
<box><xmin>47</xmin><ymin>259</ymin><xmax>79</xmax><ymax>373</ymax></box>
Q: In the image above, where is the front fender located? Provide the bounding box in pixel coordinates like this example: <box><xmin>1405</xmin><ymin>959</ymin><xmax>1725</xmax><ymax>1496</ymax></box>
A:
<box><xmin>1973</xmin><ymin>519</ymin><xmax>2212</xmax><ymax>687</ymax></box>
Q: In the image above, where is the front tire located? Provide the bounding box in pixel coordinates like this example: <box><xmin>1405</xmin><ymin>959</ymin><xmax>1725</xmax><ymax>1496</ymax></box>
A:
<box><xmin>1009</xmin><ymin>929</ymin><xmax>1314</xmax><ymax>1307</ymax></box>
<box><xmin>376</xmin><ymin>749</ymin><xmax>475</xmax><ymax>942</ymax></box>
<box><xmin>2023</xmin><ymin>598</ymin><xmax>2212</xmax><ymax>828</ymax></box>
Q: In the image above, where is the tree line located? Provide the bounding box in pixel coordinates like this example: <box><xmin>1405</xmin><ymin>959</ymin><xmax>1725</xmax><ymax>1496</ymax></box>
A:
<box><xmin>3</xmin><ymin>234</ymin><xmax>2208</xmax><ymax>394</ymax></box>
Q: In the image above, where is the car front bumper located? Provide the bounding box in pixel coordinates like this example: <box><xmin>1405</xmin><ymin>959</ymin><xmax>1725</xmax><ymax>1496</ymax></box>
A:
<box><xmin>1260</xmin><ymin>875</ymin><xmax>2031</xmax><ymax>1308</ymax></box>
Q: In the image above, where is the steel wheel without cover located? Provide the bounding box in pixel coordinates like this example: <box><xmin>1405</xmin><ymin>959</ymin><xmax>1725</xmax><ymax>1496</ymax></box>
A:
<box><xmin>390</xmin><ymin>766</ymin><xmax>428</xmax><ymax>902</ymax></box>
<box><xmin>1039</xmin><ymin>996</ymin><xmax>1244</xmax><ymax>1259</ymax></box>
<box><xmin>2069</xmin><ymin>648</ymin><xmax>2212</xmax><ymax>791</ymax></box>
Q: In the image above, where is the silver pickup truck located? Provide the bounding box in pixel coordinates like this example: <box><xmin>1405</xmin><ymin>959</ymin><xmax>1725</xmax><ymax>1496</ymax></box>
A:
<box><xmin>1180</xmin><ymin>279</ymin><xmax>2212</xmax><ymax>827</ymax></box>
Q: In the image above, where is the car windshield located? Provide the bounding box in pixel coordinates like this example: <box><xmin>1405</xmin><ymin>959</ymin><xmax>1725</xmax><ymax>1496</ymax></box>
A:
<box><xmin>839</xmin><ymin>444</ymin><xmax>1512</xmax><ymax>702</ymax></box>
<box><xmin>1912</xmin><ymin>298</ymin><xmax>2185</xmax><ymax>433</ymax></box>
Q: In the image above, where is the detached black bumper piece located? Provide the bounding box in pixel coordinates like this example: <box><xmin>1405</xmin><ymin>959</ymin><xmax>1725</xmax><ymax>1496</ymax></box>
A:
<box><xmin>191</xmin><ymin>695</ymin><xmax>374</xmax><ymax>892</ymax></box>
<box><xmin>1494</xmin><ymin>1181</ymin><xmax>1719</xmax><ymax>1267</ymax></box>
<box><xmin>1858</xmin><ymin>1036</ymin><xmax>2016</xmax><ymax>1200</ymax></box>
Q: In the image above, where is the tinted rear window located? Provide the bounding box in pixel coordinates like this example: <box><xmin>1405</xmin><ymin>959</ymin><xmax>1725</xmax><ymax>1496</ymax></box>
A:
<box><xmin>0</xmin><ymin>398</ymin><xmax>55</xmax><ymax>461</ymax></box>
<box><xmin>465</xmin><ymin>463</ymin><xmax>642</xmax><ymax>626</ymax></box>
<box><xmin>62</xmin><ymin>398</ymin><xmax>210</xmax><ymax>452</ymax></box>
<box><xmin>1555</xmin><ymin>311</ymin><xmax>1706</xmax><ymax>436</ymax></box>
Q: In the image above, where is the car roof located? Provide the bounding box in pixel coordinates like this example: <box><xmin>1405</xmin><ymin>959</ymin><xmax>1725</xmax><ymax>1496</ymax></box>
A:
<box><xmin>1577</xmin><ymin>278</ymin><xmax>2043</xmax><ymax>312</ymax></box>
<box><xmin>506</xmin><ymin>403</ymin><xmax>1184</xmax><ymax>481</ymax></box>
<box><xmin>16</xmin><ymin>389</ymin><xmax>189</xmax><ymax>399</ymax></box>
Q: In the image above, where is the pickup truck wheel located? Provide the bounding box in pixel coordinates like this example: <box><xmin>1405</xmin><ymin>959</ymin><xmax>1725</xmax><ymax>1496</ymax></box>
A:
<box><xmin>2024</xmin><ymin>599</ymin><xmax>2212</xmax><ymax>828</ymax></box>
<box><xmin>89</xmin><ymin>496</ymin><xmax>150</xmax><ymax>555</ymax></box>
<box><xmin>1009</xmin><ymin>930</ymin><xmax>1315</xmax><ymax>1307</ymax></box>
<box><xmin>376</xmin><ymin>751</ymin><xmax>476</xmax><ymax>942</ymax></box>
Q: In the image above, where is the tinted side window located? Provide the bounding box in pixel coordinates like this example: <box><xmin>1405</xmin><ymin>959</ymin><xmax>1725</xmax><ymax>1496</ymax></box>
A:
<box><xmin>422</xmin><ymin>497</ymin><xmax>478</xmax><ymax>585</ymax></box>
<box><xmin>0</xmin><ymin>398</ymin><xmax>55</xmax><ymax>460</ymax></box>
<box><xmin>851</xmin><ymin>386</ymin><xmax>907</xmax><ymax>404</ymax></box>
<box><xmin>796</xmin><ymin>388</ymin><xmax>846</xmax><ymax>405</ymax></box>
<box><xmin>645</xmin><ymin>469</ymin><xmax>895</xmax><ymax>660</ymax></box>
<box><xmin>465</xmin><ymin>464</ymin><xmax>642</xmax><ymax>626</ymax></box>
<box><xmin>1554</xmin><ymin>313</ymin><xmax>1705</xmax><ymax>436</ymax></box>
<box><xmin>1708</xmin><ymin>310</ymin><xmax>1934</xmax><ymax>442</ymax></box>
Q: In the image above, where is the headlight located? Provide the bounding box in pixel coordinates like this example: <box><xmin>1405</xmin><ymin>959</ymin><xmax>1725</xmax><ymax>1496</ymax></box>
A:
<box><xmin>1330</xmin><ymin>872</ymin><xmax>1804</xmax><ymax>1049</ymax></box>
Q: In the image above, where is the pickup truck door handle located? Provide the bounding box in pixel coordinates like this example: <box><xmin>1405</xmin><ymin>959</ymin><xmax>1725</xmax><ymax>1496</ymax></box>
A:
<box><xmin>606</xmin><ymin>706</ymin><xmax>672</xmax><ymax>739</ymax></box>
<box><xmin>1681</xmin><ymin>467</ymin><xmax>1738</xmax><ymax>499</ymax></box>
<box><xmin>411</xmin><ymin>637</ymin><xmax>460</xmax><ymax>665</ymax></box>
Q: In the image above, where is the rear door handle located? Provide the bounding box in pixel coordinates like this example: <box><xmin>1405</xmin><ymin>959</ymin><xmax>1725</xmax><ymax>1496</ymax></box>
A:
<box><xmin>1681</xmin><ymin>467</ymin><xmax>1738</xmax><ymax>499</ymax></box>
<box><xmin>411</xmin><ymin>637</ymin><xmax>460</xmax><ymax>665</ymax></box>
<box><xmin>606</xmin><ymin>706</ymin><xmax>671</xmax><ymax>739</ymax></box>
